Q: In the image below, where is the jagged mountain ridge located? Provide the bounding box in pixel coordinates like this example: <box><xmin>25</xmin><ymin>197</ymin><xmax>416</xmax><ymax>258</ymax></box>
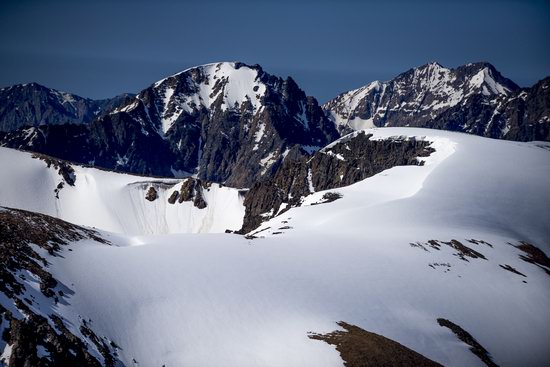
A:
<box><xmin>323</xmin><ymin>62</ymin><xmax>549</xmax><ymax>141</ymax></box>
<box><xmin>1</xmin><ymin>61</ymin><xmax>548</xmax><ymax>189</ymax></box>
<box><xmin>118</xmin><ymin>61</ymin><xmax>338</xmax><ymax>186</ymax></box>
<box><xmin>0</xmin><ymin>82</ymin><xmax>133</xmax><ymax>132</ymax></box>
<box><xmin>0</xmin><ymin>62</ymin><xmax>338</xmax><ymax>187</ymax></box>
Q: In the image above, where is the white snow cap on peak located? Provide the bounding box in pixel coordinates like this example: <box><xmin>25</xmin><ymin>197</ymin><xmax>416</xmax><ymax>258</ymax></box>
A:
<box><xmin>469</xmin><ymin>66</ymin><xmax>512</xmax><ymax>96</ymax></box>
<box><xmin>148</xmin><ymin>62</ymin><xmax>268</xmax><ymax>134</ymax></box>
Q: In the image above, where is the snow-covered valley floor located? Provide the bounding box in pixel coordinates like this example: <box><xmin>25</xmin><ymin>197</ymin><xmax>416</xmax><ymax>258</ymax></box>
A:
<box><xmin>1</xmin><ymin>128</ymin><xmax>549</xmax><ymax>366</ymax></box>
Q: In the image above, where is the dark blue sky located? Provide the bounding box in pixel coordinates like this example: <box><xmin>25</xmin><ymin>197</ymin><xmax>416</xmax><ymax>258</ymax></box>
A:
<box><xmin>1</xmin><ymin>0</ymin><xmax>548</xmax><ymax>102</ymax></box>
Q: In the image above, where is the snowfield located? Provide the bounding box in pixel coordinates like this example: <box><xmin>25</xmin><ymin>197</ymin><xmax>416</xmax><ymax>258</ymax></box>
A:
<box><xmin>1</xmin><ymin>127</ymin><xmax>549</xmax><ymax>366</ymax></box>
<box><xmin>0</xmin><ymin>148</ymin><xmax>245</xmax><ymax>235</ymax></box>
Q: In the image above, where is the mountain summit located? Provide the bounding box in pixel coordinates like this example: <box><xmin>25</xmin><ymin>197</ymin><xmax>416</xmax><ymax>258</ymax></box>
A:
<box><xmin>323</xmin><ymin>62</ymin><xmax>549</xmax><ymax>141</ymax></box>
<box><xmin>114</xmin><ymin>61</ymin><xmax>338</xmax><ymax>185</ymax></box>
<box><xmin>0</xmin><ymin>62</ymin><xmax>338</xmax><ymax>187</ymax></box>
<box><xmin>1</xmin><ymin>61</ymin><xmax>548</xmax><ymax>185</ymax></box>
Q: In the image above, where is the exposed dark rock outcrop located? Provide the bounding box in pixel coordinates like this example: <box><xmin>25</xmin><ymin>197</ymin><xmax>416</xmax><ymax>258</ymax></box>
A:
<box><xmin>410</xmin><ymin>239</ymin><xmax>488</xmax><ymax>261</ymax></box>
<box><xmin>168</xmin><ymin>190</ymin><xmax>179</xmax><ymax>204</ymax></box>
<box><xmin>512</xmin><ymin>241</ymin><xmax>550</xmax><ymax>276</ymax></box>
<box><xmin>145</xmin><ymin>186</ymin><xmax>158</xmax><ymax>201</ymax></box>
<box><xmin>193</xmin><ymin>190</ymin><xmax>207</xmax><ymax>209</ymax></box>
<box><xmin>499</xmin><ymin>264</ymin><xmax>526</xmax><ymax>277</ymax></box>
<box><xmin>494</xmin><ymin>77</ymin><xmax>550</xmax><ymax>142</ymax></box>
<box><xmin>1</xmin><ymin>113</ymin><xmax>177</xmax><ymax>178</ymax></box>
<box><xmin>312</xmin><ymin>192</ymin><xmax>342</xmax><ymax>205</ymax></box>
<box><xmin>139</xmin><ymin>178</ymin><xmax>212</xmax><ymax>208</ymax></box>
<box><xmin>178</xmin><ymin>179</ymin><xmax>196</xmax><ymax>203</ymax></box>
<box><xmin>308</xmin><ymin>321</ymin><xmax>443</xmax><ymax>367</ymax></box>
<box><xmin>437</xmin><ymin>318</ymin><xmax>499</xmax><ymax>367</ymax></box>
<box><xmin>0</xmin><ymin>207</ymin><xmax>106</xmax><ymax>299</ymax></box>
<box><xmin>239</xmin><ymin>132</ymin><xmax>434</xmax><ymax>233</ymax></box>
<box><xmin>467</xmin><ymin>239</ymin><xmax>493</xmax><ymax>248</ymax></box>
<box><xmin>1</xmin><ymin>303</ymin><xmax>104</xmax><ymax>367</ymax></box>
<box><xmin>29</xmin><ymin>153</ymin><xmax>77</xmax><ymax>199</ymax></box>
<box><xmin>173</xmin><ymin>178</ymin><xmax>208</xmax><ymax>209</ymax></box>
<box><xmin>32</xmin><ymin>153</ymin><xmax>76</xmax><ymax>186</ymax></box>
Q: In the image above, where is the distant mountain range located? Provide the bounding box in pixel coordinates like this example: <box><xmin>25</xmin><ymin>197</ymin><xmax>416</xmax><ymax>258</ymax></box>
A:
<box><xmin>324</xmin><ymin>62</ymin><xmax>549</xmax><ymax>142</ymax></box>
<box><xmin>0</xmin><ymin>83</ymin><xmax>133</xmax><ymax>132</ymax></box>
<box><xmin>0</xmin><ymin>61</ymin><xmax>548</xmax><ymax>185</ymax></box>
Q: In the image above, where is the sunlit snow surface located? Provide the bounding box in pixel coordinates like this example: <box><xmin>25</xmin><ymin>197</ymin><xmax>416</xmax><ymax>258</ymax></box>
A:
<box><xmin>1</xmin><ymin>128</ymin><xmax>550</xmax><ymax>366</ymax></box>
<box><xmin>0</xmin><ymin>149</ymin><xmax>245</xmax><ymax>234</ymax></box>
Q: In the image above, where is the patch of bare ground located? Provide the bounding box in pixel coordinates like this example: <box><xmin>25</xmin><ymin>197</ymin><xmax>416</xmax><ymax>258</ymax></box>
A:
<box><xmin>467</xmin><ymin>239</ymin><xmax>493</xmax><ymax>248</ymax></box>
<box><xmin>437</xmin><ymin>318</ymin><xmax>499</xmax><ymax>367</ymax></box>
<box><xmin>445</xmin><ymin>239</ymin><xmax>487</xmax><ymax>261</ymax></box>
<box><xmin>409</xmin><ymin>239</ymin><xmax>487</xmax><ymax>261</ymax></box>
<box><xmin>511</xmin><ymin>241</ymin><xmax>550</xmax><ymax>276</ymax></box>
<box><xmin>308</xmin><ymin>321</ymin><xmax>442</xmax><ymax>367</ymax></box>
<box><xmin>166</xmin><ymin>178</ymin><xmax>208</xmax><ymax>208</ymax></box>
<box><xmin>311</xmin><ymin>192</ymin><xmax>343</xmax><ymax>206</ymax></box>
<box><xmin>145</xmin><ymin>186</ymin><xmax>158</xmax><ymax>201</ymax></box>
<box><xmin>499</xmin><ymin>264</ymin><xmax>527</xmax><ymax>277</ymax></box>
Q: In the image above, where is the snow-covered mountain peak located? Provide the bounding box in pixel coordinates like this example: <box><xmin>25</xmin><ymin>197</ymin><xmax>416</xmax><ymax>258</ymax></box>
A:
<box><xmin>415</xmin><ymin>61</ymin><xmax>448</xmax><ymax>75</ymax></box>
<box><xmin>468</xmin><ymin>66</ymin><xmax>513</xmax><ymax>96</ymax></box>
<box><xmin>51</xmin><ymin>61</ymin><xmax>338</xmax><ymax>187</ymax></box>
<box><xmin>145</xmin><ymin>62</ymin><xmax>268</xmax><ymax>134</ymax></box>
<box><xmin>323</xmin><ymin>61</ymin><xmax>528</xmax><ymax>137</ymax></box>
<box><xmin>399</xmin><ymin>61</ymin><xmax>514</xmax><ymax>98</ymax></box>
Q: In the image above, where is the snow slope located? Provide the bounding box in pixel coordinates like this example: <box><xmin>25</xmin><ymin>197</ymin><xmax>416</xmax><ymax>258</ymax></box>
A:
<box><xmin>2</xmin><ymin>128</ymin><xmax>548</xmax><ymax>366</ymax></box>
<box><xmin>257</xmin><ymin>128</ymin><xmax>550</xmax><ymax>248</ymax></box>
<box><xmin>0</xmin><ymin>147</ymin><xmax>245</xmax><ymax>234</ymax></box>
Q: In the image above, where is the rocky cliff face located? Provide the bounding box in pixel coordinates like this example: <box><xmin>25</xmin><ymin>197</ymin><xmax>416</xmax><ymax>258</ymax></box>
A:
<box><xmin>0</xmin><ymin>62</ymin><xmax>338</xmax><ymax>187</ymax></box>
<box><xmin>494</xmin><ymin>77</ymin><xmax>550</xmax><ymax>141</ymax></box>
<box><xmin>238</xmin><ymin>132</ymin><xmax>435</xmax><ymax>233</ymax></box>
<box><xmin>0</xmin><ymin>83</ymin><xmax>133</xmax><ymax>132</ymax></box>
<box><xmin>127</xmin><ymin>61</ymin><xmax>338</xmax><ymax>186</ymax></box>
<box><xmin>323</xmin><ymin>62</ymin><xmax>549</xmax><ymax>141</ymax></box>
